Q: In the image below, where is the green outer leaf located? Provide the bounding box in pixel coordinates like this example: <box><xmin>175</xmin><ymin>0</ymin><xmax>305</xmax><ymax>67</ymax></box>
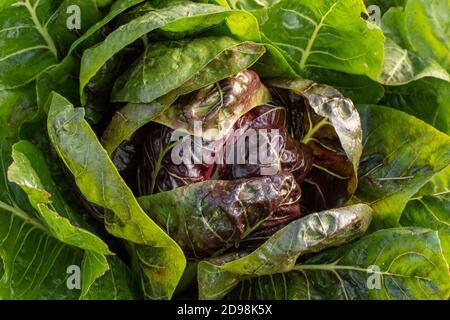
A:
<box><xmin>380</xmin><ymin>3</ymin><xmax>450</xmax><ymax>84</ymax></box>
<box><xmin>379</xmin><ymin>38</ymin><xmax>450</xmax><ymax>85</ymax></box>
<box><xmin>112</xmin><ymin>37</ymin><xmax>264</xmax><ymax>103</ymax></box>
<box><xmin>80</xmin><ymin>251</ymin><xmax>110</xmax><ymax>298</ymax></box>
<box><xmin>36</xmin><ymin>0</ymin><xmax>146</xmax><ymax>124</ymax></box>
<box><xmin>157</xmin><ymin>6</ymin><xmax>261</xmax><ymax>42</ymax></box>
<box><xmin>0</xmin><ymin>0</ymin><xmax>106</xmax><ymax>90</ymax></box>
<box><xmin>7</xmin><ymin>141</ymin><xmax>111</xmax><ymax>256</ymax></box>
<box><xmin>46</xmin><ymin>92</ymin><xmax>186</xmax><ymax>299</ymax></box>
<box><xmin>0</xmin><ymin>0</ymin><xmax>58</xmax><ymax>89</ymax></box>
<box><xmin>0</xmin><ymin>140</ymin><xmax>78</xmax><ymax>300</ymax></box>
<box><xmin>229</xmin><ymin>228</ymin><xmax>450</xmax><ymax>300</ymax></box>
<box><xmin>7</xmin><ymin>138</ymin><xmax>93</xmax><ymax>230</ymax></box>
<box><xmin>165</xmin><ymin>46</ymin><xmax>265</xmax><ymax>99</ymax></box>
<box><xmin>67</xmin><ymin>0</ymin><xmax>146</xmax><ymax>55</ymax></box>
<box><xmin>258</xmin><ymin>0</ymin><xmax>385</xmax><ymax>80</ymax></box>
<box><xmin>198</xmin><ymin>204</ymin><xmax>373</xmax><ymax>300</ymax></box>
<box><xmin>0</xmin><ymin>220</ymin><xmax>134</xmax><ymax>299</ymax></box>
<box><xmin>0</xmin><ymin>213</ymin><xmax>82</xmax><ymax>299</ymax></box>
<box><xmin>81</xmin><ymin>255</ymin><xmax>138</xmax><ymax>300</ymax></box>
<box><xmin>7</xmin><ymin>140</ymin><xmax>113</xmax><ymax>297</ymax></box>
<box><xmin>0</xmin><ymin>141</ymin><xmax>136</xmax><ymax>299</ymax></box>
<box><xmin>381</xmin><ymin>7</ymin><xmax>412</xmax><ymax>50</ymax></box>
<box><xmin>414</xmin><ymin>165</ymin><xmax>450</xmax><ymax>198</ymax></box>
<box><xmin>355</xmin><ymin>105</ymin><xmax>450</xmax><ymax>230</ymax></box>
<box><xmin>400</xmin><ymin>166</ymin><xmax>450</xmax><ymax>264</ymax></box>
<box><xmin>380</xmin><ymin>78</ymin><xmax>450</xmax><ymax>135</ymax></box>
<box><xmin>46</xmin><ymin>0</ymin><xmax>103</xmax><ymax>56</ymax></box>
<box><xmin>0</xmin><ymin>83</ymin><xmax>36</xmax><ymax>140</ymax></box>
<box><xmin>404</xmin><ymin>0</ymin><xmax>450</xmax><ymax>72</ymax></box>
<box><xmin>222</xmin><ymin>10</ymin><xmax>261</xmax><ymax>42</ymax></box>
<box><xmin>79</xmin><ymin>1</ymin><xmax>228</xmax><ymax>104</ymax></box>
<box><xmin>223</xmin><ymin>0</ymin><xmax>370</xmax><ymax>12</ymax></box>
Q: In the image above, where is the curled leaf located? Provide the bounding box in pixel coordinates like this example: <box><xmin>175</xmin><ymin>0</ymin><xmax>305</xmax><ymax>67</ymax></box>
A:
<box><xmin>137</xmin><ymin>174</ymin><xmax>302</xmax><ymax>258</ymax></box>
<box><xmin>269</xmin><ymin>79</ymin><xmax>362</xmax><ymax>212</ymax></box>
<box><xmin>228</xmin><ymin>228</ymin><xmax>450</xmax><ymax>300</ymax></box>
<box><xmin>153</xmin><ymin>70</ymin><xmax>271</xmax><ymax>140</ymax></box>
<box><xmin>198</xmin><ymin>204</ymin><xmax>373</xmax><ymax>300</ymax></box>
